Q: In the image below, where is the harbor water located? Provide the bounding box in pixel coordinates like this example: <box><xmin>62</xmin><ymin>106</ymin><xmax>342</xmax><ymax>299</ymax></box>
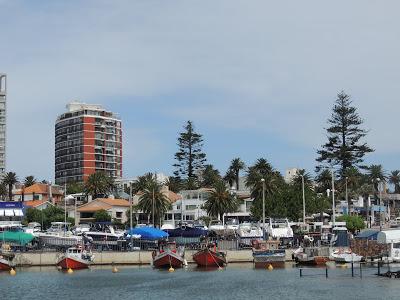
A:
<box><xmin>1</xmin><ymin>263</ymin><xmax>400</xmax><ymax>300</ymax></box>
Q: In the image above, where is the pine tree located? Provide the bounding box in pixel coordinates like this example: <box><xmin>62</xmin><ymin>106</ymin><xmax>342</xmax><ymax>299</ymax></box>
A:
<box><xmin>173</xmin><ymin>121</ymin><xmax>207</xmax><ymax>189</ymax></box>
<box><xmin>316</xmin><ymin>91</ymin><xmax>373</xmax><ymax>178</ymax></box>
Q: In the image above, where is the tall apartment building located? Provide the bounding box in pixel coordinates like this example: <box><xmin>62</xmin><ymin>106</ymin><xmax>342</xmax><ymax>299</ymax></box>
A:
<box><xmin>55</xmin><ymin>102</ymin><xmax>122</xmax><ymax>185</ymax></box>
<box><xmin>0</xmin><ymin>74</ymin><xmax>6</xmax><ymax>173</ymax></box>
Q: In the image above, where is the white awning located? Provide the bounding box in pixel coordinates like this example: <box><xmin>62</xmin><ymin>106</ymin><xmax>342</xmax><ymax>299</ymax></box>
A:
<box><xmin>4</xmin><ymin>209</ymin><xmax>14</xmax><ymax>216</ymax></box>
<box><xmin>14</xmin><ymin>209</ymin><xmax>23</xmax><ymax>216</ymax></box>
<box><xmin>0</xmin><ymin>209</ymin><xmax>4</xmax><ymax>216</ymax></box>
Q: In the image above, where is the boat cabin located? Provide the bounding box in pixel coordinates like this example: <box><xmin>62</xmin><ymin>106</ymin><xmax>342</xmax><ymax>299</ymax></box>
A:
<box><xmin>377</xmin><ymin>230</ymin><xmax>400</xmax><ymax>262</ymax></box>
<box><xmin>252</xmin><ymin>239</ymin><xmax>280</xmax><ymax>251</ymax></box>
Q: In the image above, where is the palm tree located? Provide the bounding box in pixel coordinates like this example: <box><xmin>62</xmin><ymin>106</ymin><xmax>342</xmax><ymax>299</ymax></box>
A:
<box><xmin>245</xmin><ymin>158</ymin><xmax>282</xmax><ymax>219</ymax></box>
<box><xmin>389</xmin><ymin>170</ymin><xmax>400</xmax><ymax>194</ymax></box>
<box><xmin>130</xmin><ymin>173</ymin><xmax>154</xmax><ymax>195</ymax></box>
<box><xmin>200</xmin><ymin>164</ymin><xmax>221</xmax><ymax>188</ymax></box>
<box><xmin>203</xmin><ymin>180</ymin><xmax>238</xmax><ymax>220</ymax></box>
<box><xmin>84</xmin><ymin>172</ymin><xmax>115</xmax><ymax>199</ymax></box>
<box><xmin>137</xmin><ymin>177</ymin><xmax>170</xmax><ymax>227</ymax></box>
<box><xmin>165</xmin><ymin>176</ymin><xmax>183</xmax><ymax>193</ymax></box>
<box><xmin>24</xmin><ymin>175</ymin><xmax>36</xmax><ymax>187</ymax></box>
<box><xmin>229</xmin><ymin>158</ymin><xmax>245</xmax><ymax>191</ymax></box>
<box><xmin>315</xmin><ymin>169</ymin><xmax>332</xmax><ymax>195</ymax></box>
<box><xmin>223</xmin><ymin>168</ymin><xmax>236</xmax><ymax>188</ymax></box>
<box><xmin>292</xmin><ymin>169</ymin><xmax>312</xmax><ymax>189</ymax></box>
<box><xmin>367</xmin><ymin>164</ymin><xmax>387</xmax><ymax>192</ymax></box>
<box><xmin>343</xmin><ymin>166</ymin><xmax>362</xmax><ymax>211</ymax></box>
<box><xmin>3</xmin><ymin>172</ymin><xmax>18</xmax><ymax>201</ymax></box>
<box><xmin>0</xmin><ymin>183</ymin><xmax>7</xmax><ymax>201</ymax></box>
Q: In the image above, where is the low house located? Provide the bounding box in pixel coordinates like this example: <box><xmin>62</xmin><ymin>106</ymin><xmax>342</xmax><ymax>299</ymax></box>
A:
<box><xmin>76</xmin><ymin>198</ymin><xmax>130</xmax><ymax>224</ymax></box>
<box><xmin>14</xmin><ymin>183</ymin><xmax>64</xmax><ymax>204</ymax></box>
<box><xmin>23</xmin><ymin>200</ymin><xmax>53</xmax><ymax>211</ymax></box>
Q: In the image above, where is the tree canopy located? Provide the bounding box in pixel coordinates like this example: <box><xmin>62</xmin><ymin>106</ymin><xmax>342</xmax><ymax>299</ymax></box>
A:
<box><xmin>316</xmin><ymin>91</ymin><xmax>373</xmax><ymax>178</ymax></box>
<box><xmin>173</xmin><ymin>121</ymin><xmax>207</xmax><ymax>190</ymax></box>
<box><xmin>203</xmin><ymin>180</ymin><xmax>238</xmax><ymax>220</ymax></box>
<box><xmin>84</xmin><ymin>172</ymin><xmax>115</xmax><ymax>199</ymax></box>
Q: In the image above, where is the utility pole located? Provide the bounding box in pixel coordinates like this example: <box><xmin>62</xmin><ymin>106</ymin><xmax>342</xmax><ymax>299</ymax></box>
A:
<box><xmin>130</xmin><ymin>183</ymin><xmax>133</xmax><ymax>250</ymax></box>
<box><xmin>152</xmin><ymin>188</ymin><xmax>155</xmax><ymax>227</ymax></box>
<box><xmin>301</xmin><ymin>175</ymin><xmax>306</xmax><ymax>225</ymax></box>
<box><xmin>331</xmin><ymin>170</ymin><xmax>336</xmax><ymax>227</ymax></box>
<box><xmin>261</xmin><ymin>178</ymin><xmax>266</xmax><ymax>240</ymax></box>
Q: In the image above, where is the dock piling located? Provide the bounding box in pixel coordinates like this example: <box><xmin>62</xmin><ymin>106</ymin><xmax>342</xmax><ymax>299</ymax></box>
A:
<box><xmin>325</xmin><ymin>268</ymin><xmax>328</xmax><ymax>278</ymax></box>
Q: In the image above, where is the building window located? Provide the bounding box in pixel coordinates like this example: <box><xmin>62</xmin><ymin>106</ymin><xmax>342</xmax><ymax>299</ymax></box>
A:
<box><xmin>185</xmin><ymin>205</ymin><xmax>197</xmax><ymax>211</ymax></box>
<box><xmin>116</xmin><ymin>212</ymin><xmax>122</xmax><ymax>218</ymax></box>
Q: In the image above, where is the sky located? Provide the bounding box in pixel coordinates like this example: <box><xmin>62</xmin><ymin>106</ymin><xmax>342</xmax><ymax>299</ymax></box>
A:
<box><xmin>0</xmin><ymin>0</ymin><xmax>399</xmax><ymax>182</ymax></box>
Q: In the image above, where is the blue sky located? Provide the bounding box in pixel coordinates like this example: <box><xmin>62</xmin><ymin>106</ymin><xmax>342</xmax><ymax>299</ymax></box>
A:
<box><xmin>1</xmin><ymin>0</ymin><xmax>399</xmax><ymax>181</ymax></box>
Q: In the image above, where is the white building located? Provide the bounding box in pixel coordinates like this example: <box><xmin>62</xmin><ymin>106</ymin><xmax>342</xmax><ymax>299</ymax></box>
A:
<box><xmin>163</xmin><ymin>188</ymin><xmax>253</xmax><ymax>226</ymax></box>
<box><xmin>284</xmin><ymin>168</ymin><xmax>299</xmax><ymax>184</ymax></box>
<box><xmin>0</xmin><ymin>74</ymin><xmax>6</xmax><ymax>173</ymax></box>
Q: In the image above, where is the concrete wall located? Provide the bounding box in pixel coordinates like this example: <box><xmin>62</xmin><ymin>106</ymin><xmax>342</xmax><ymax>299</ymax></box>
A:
<box><xmin>13</xmin><ymin>249</ymin><xmax>295</xmax><ymax>267</ymax></box>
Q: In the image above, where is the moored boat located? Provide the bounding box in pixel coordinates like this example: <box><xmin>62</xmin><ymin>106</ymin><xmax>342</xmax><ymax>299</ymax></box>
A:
<box><xmin>0</xmin><ymin>245</ymin><xmax>15</xmax><ymax>271</ymax></box>
<box><xmin>152</xmin><ymin>241</ymin><xmax>185</xmax><ymax>269</ymax></box>
<box><xmin>193</xmin><ymin>243</ymin><xmax>226</xmax><ymax>267</ymax></box>
<box><xmin>294</xmin><ymin>247</ymin><xmax>330</xmax><ymax>266</ymax></box>
<box><xmin>56</xmin><ymin>245</ymin><xmax>93</xmax><ymax>270</ymax></box>
<box><xmin>331</xmin><ymin>249</ymin><xmax>363</xmax><ymax>263</ymax></box>
<box><xmin>252</xmin><ymin>239</ymin><xmax>286</xmax><ymax>268</ymax></box>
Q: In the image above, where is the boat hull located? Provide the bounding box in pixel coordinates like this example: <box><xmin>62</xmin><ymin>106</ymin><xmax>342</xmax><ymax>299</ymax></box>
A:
<box><xmin>0</xmin><ymin>258</ymin><xmax>13</xmax><ymax>271</ymax></box>
<box><xmin>153</xmin><ymin>252</ymin><xmax>184</xmax><ymax>269</ymax></box>
<box><xmin>295</xmin><ymin>256</ymin><xmax>329</xmax><ymax>266</ymax></box>
<box><xmin>253</xmin><ymin>250</ymin><xmax>286</xmax><ymax>268</ymax></box>
<box><xmin>57</xmin><ymin>257</ymin><xmax>90</xmax><ymax>270</ymax></box>
<box><xmin>193</xmin><ymin>249</ymin><xmax>226</xmax><ymax>267</ymax></box>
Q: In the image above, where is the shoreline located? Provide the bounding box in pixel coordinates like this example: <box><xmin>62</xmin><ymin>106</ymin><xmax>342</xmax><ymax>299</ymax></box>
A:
<box><xmin>12</xmin><ymin>249</ymin><xmax>295</xmax><ymax>267</ymax></box>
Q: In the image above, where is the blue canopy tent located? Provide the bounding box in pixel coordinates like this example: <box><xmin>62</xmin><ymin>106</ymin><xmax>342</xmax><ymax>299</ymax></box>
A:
<box><xmin>126</xmin><ymin>227</ymin><xmax>169</xmax><ymax>240</ymax></box>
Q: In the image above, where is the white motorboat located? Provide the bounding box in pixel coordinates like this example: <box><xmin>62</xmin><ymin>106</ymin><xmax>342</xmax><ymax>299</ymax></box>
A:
<box><xmin>237</xmin><ymin>222</ymin><xmax>263</xmax><ymax>239</ymax></box>
<box><xmin>24</xmin><ymin>222</ymin><xmax>42</xmax><ymax>237</ymax></box>
<box><xmin>84</xmin><ymin>224</ymin><xmax>124</xmax><ymax>247</ymax></box>
<box><xmin>225</xmin><ymin>218</ymin><xmax>239</xmax><ymax>233</ymax></box>
<box><xmin>209</xmin><ymin>220</ymin><xmax>225</xmax><ymax>235</ymax></box>
<box><xmin>39</xmin><ymin>222</ymin><xmax>82</xmax><ymax>247</ymax></box>
<box><xmin>331</xmin><ymin>249</ymin><xmax>363</xmax><ymax>263</ymax></box>
<box><xmin>266</xmin><ymin>218</ymin><xmax>293</xmax><ymax>240</ymax></box>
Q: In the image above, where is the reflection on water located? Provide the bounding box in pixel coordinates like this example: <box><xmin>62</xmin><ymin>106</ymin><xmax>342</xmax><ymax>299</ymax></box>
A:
<box><xmin>2</xmin><ymin>263</ymin><xmax>400</xmax><ymax>300</ymax></box>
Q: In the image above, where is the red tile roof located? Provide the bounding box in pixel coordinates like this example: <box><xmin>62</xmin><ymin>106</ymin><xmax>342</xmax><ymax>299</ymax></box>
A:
<box><xmin>15</xmin><ymin>184</ymin><xmax>63</xmax><ymax>195</ymax></box>
<box><xmin>24</xmin><ymin>200</ymin><xmax>48</xmax><ymax>208</ymax></box>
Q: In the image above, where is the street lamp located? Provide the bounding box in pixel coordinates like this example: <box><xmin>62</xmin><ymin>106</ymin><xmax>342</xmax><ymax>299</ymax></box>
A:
<box><xmin>129</xmin><ymin>183</ymin><xmax>133</xmax><ymax>251</ymax></box>
<box><xmin>377</xmin><ymin>178</ymin><xmax>382</xmax><ymax>231</ymax></box>
<box><xmin>65</xmin><ymin>195</ymin><xmax>76</xmax><ymax>226</ymax></box>
<box><xmin>300</xmin><ymin>175</ymin><xmax>306</xmax><ymax>225</ymax></box>
<box><xmin>331</xmin><ymin>170</ymin><xmax>336</xmax><ymax>227</ymax></box>
<box><xmin>261</xmin><ymin>178</ymin><xmax>266</xmax><ymax>240</ymax></box>
<box><xmin>345</xmin><ymin>177</ymin><xmax>349</xmax><ymax>215</ymax></box>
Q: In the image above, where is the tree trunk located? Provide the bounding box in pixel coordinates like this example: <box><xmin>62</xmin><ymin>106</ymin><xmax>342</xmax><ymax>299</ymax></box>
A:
<box><xmin>8</xmin><ymin>185</ymin><xmax>12</xmax><ymax>201</ymax></box>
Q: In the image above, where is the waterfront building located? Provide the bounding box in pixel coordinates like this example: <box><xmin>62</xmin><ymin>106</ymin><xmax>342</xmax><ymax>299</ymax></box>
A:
<box><xmin>163</xmin><ymin>188</ymin><xmax>253</xmax><ymax>227</ymax></box>
<box><xmin>13</xmin><ymin>183</ymin><xmax>64</xmax><ymax>204</ymax></box>
<box><xmin>55</xmin><ymin>101</ymin><xmax>122</xmax><ymax>185</ymax></box>
<box><xmin>75</xmin><ymin>197</ymin><xmax>130</xmax><ymax>224</ymax></box>
<box><xmin>114</xmin><ymin>173</ymin><xmax>169</xmax><ymax>198</ymax></box>
<box><xmin>24</xmin><ymin>200</ymin><xmax>54</xmax><ymax>210</ymax></box>
<box><xmin>0</xmin><ymin>74</ymin><xmax>6</xmax><ymax>173</ymax></box>
<box><xmin>0</xmin><ymin>201</ymin><xmax>24</xmax><ymax>221</ymax></box>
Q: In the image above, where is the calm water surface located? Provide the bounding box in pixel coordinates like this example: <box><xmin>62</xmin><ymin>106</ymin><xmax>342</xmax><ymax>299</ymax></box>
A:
<box><xmin>1</xmin><ymin>263</ymin><xmax>400</xmax><ymax>300</ymax></box>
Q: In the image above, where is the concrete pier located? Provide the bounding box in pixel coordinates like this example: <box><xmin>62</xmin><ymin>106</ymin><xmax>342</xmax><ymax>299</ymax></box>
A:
<box><xmin>13</xmin><ymin>249</ymin><xmax>295</xmax><ymax>266</ymax></box>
